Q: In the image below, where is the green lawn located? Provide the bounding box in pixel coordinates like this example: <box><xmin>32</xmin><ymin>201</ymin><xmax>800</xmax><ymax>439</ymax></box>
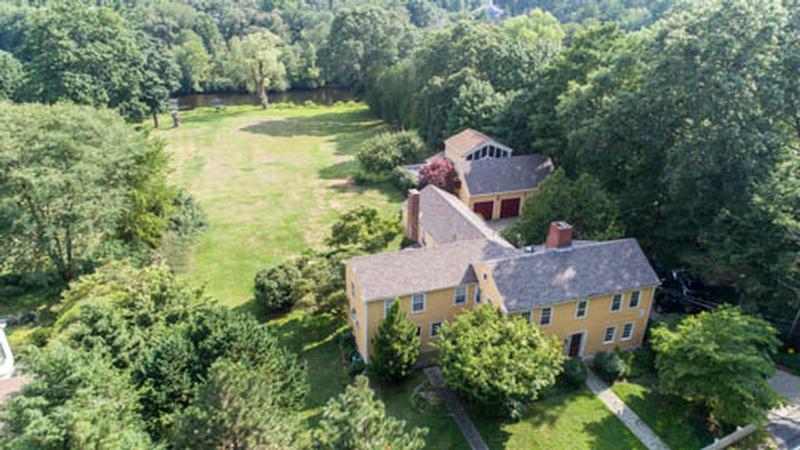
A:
<box><xmin>159</xmin><ymin>103</ymin><xmax>402</xmax><ymax>308</ymax></box>
<box><xmin>377</xmin><ymin>372</ymin><xmax>470</xmax><ymax>450</ymax></box>
<box><xmin>611</xmin><ymin>376</ymin><xmax>713</xmax><ymax>450</ymax></box>
<box><xmin>473</xmin><ymin>388</ymin><xmax>648</xmax><ymax>450</ymax></box>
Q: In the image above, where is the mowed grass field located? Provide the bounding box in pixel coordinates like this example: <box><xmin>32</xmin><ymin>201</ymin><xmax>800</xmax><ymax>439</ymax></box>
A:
<box><xmin>160</xmin><ymin>103</ymin><xmax>402</xmax><ymax>309</ymax></box>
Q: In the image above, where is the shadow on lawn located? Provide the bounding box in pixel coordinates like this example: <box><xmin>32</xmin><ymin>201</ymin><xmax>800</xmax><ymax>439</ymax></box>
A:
<box><xmin>239</xmin><ymin>109</ymin><xmax>381</xmax><ymax>146</ymax></box>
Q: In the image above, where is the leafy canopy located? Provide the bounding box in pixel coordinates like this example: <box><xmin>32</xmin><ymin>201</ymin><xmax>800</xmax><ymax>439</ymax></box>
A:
<box><xmin>504</xmin><ymin>169</ymin><xmax>623</xmax><ymax>246</ymax></box>
<box><xmin>326</xmin><ymin>205</ymin><xmax>401</xmax><ymax>253</ymax></box>
<box><xmin>651</xmin><ymin>307</ymin><xmax>781</xmax><ymax>426</ymax></box>
<box><xmin>0</xmin><ymin>102</ymin><xmax>172</xmax><ymax>281</ymax></box>
<box><xmin>170</xmin><ymin>359</ymin><xmax>303</xmax><ymax>449</ymax></box>
<box><xmin>418</xmin><ymin>156</ymin><xmax>460</xmax><ymax>194</ymax></box>
<box><xmin>436</xmin><ymin>305</ymin><xmax>565</xmax><ymax>418</ymax></box>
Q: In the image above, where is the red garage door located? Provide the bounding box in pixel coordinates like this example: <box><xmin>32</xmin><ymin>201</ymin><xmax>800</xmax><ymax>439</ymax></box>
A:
<box><xmin>500</xmin><ymin>198</ymin><xmax>521</xmax><ymax>218</ymax></box>
<box><xmin>473</xmin><ymin>201</ymin><xmax>494</xmax><ymax>220</ymax></box>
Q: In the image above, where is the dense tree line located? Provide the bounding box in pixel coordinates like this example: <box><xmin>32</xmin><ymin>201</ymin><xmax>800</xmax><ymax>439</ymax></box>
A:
<box><xmin>0</xmin><ymin>0</ymin><xmax>680</xmax><ymax>123</ymax></box>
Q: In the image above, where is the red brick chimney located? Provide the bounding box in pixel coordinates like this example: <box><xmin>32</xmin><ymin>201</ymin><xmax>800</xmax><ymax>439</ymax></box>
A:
<box><xmin>545</xmin><ymin>221</ymin><xmax>573</xmax><ymax>249</ymax></box>
<box><xmin>405</xmin><ymin>189</ymin><xmax>420</xmax><ymax>242</ymax></box>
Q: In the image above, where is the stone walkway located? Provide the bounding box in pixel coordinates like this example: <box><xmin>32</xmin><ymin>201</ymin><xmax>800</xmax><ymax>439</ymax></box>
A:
<box><xmin>585</xmin><ymin>370</ymin><xmax>670</xmax><ymax>450</ymax></box>
<box><xmin>423</xmin><ymin>367</ymin><xmax>489</xmax><ymax>450</ymax></box>
<box><xmin>768</xmin><ymin>370</ymin><xmax>800</xmax><ymax>449</ymax></box>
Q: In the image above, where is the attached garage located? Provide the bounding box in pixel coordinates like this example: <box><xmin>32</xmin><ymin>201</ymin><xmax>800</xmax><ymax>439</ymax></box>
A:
<box><xmin>473</xmin><ymin>201</ymin><xmax>494</xmax><ymax>220</ymax></box>
<box><xmin>499</xmin><ymin>198</ymin><xmax>521</xmax><ymax>218</ymax></box>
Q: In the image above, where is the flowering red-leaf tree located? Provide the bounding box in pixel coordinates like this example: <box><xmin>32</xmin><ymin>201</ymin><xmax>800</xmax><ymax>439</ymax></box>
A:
<box><xmin>419</xmin><ymin>156</ymin><xmax>461</xmax><ymax>194</ymax></box>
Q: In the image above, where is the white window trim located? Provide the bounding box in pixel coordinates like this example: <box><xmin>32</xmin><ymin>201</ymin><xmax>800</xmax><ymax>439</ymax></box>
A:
<box><xmin>540</xmin><ymin>306</ymin><xmax>552</xmax><ymax>326</ymax></box>
<box><xmin>575</xmin><ymin>299</ymin><xmax>589</xmax><ymax>319</ymax></box>
<box><xmin>629</xmin><ymin>291</ymin><xmax>641</xmax><ymax>309</ymax></box>
<box><xmin>621</xmin><ymin>322</ymin><xmax>635</xmax><ymax>341</ymax></box>
<box><xmin>521</xmin><ymin>311</ymin><xmax>532</xmax><ymax>324</ymax></box>
<box><xmin>610</xmin><ymin>293</ymin><xmax>623</xmax><ymax>312</ymax></box>
<box><xmin>565</xmin><ymin>330</ymin><xmax>587</xmax><ymax>358</ymax></box>
<box><xmin>411</xmin><ymin>293</ymin><xmax>426</xmax><ymax>314</ymax></box>
<box><xmin>383</xmin><ymin>299</ymin><xmax>395</xmax><ymax>318</ymax></box>
<box><xmin>430</xmin><ymin>321</ymin><xmax>442</xmax><ymax>338</ymax></box>
<box><xmin>454</xmin><ymin>285</ymin><xmax>468</xmax><ymax>305</ymax></box>
<box><xmin>603</xmin><ymin>325</ymin><xmax>617</xmax><ymax>344</ymax></box>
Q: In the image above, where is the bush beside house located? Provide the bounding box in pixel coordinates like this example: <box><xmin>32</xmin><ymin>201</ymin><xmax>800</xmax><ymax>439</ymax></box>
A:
<box><xmin>254</xmin><ymin>262</ymin><xmax>304</xmax><ymax>313</ymax></box>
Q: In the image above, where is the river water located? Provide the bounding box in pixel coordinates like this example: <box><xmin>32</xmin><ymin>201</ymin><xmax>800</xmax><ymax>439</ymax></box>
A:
<box><xmin>172</xmin><ymin>88</ymin><xmax>353</xmax><ymax>111</ymax></box>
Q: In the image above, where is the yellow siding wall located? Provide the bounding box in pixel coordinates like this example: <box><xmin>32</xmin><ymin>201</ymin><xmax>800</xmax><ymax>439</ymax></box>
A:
<box><xmin>467</xmin><ymin>189</ymin><xmax>536</xmax><ymax>220</ymax></box>
<box><xmin>354</xmin><ymin>284</ymin><xmax>478</xmax><ymax>362</ymax></box>
<box><xmin>472</xmin><ymin>263</ymin><xmax>654</xmax><ymax>357</ymax></box>
<box><xmin>350</xmin><ymin>261</ymin><xmax>656</xmax><ymax>361</ymax></box>
<box><xmin>345</xmin><ymin>263</ymin><xmax>369</xmax><ymax>358</ymax></box>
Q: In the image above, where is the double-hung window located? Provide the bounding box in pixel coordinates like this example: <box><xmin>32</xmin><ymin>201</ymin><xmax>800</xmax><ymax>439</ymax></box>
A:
<box><xmin>383</xmin><ymin>299</ymin><xmax>395</xmax><ymax>318</ymax></box>
<box><xmin>576</xmin><ymin>299</ymin><xmax>588</xmax><ymax>318</ymax></box>
<box><xmin>521</xmin><ymin>311</ymin><xmax>532</xmax><ymax>324</ymax></box>
<box><xmin>622</xmin><ymin>322</ymin><xmax>635</xmax><ymax>341</ymax></box>
<box><xmin>430</xmin><ymin>321</ymin><xmax>442</xmax><ymax>338</ymax></box>
<box><xmin>475</xmin><ymin>287</ymin><xmax>482</xmax><ymax>304</ymax></box>
<box><xmin>603</xmin><ymin>326</ymin><xmax>616</xmax><ymax>344</ymax></box>
<box><xmin>540</xmin><ymin>307</ymin><xmax>552</xmax><ymax>326</ymax></box>
<box><xmin>629</xmin><ymin>291</ymin><xmax>641</xmax><ymax>308</ymax></box>
<box><xmin>411</xmin><ymin>293</ymin><xmax>426</xmax><ymax>314</ymax></box>
<box><xmin>611</xmin><ymin>293</ymin><xmax>623</xmax><ymax>312</ymax></box>
<box><xmin>454</xmin><ymin>286</ymin><xmax>467</xmax><ymax>305</ymax></box>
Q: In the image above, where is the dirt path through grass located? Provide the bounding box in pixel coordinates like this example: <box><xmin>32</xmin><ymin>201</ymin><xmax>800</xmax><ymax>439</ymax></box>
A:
<box><xmin>160</xmin><ymin>104</ymin><xmax>402</xmax><ymax>310</ymax></box>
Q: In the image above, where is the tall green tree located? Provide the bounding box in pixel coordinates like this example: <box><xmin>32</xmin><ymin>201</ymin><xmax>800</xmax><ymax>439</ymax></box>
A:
<box><xmin>138</xmin><ymin>35</ymin><xmax>180</xmax><ymax>128</ymax></box>
<box><xmin>504</xmin><ymin>169</ymin><xmax>623</xmax><ymax>246</ymax></box>
<box><xmin>651</xmin><ymin>307</ymin><xmax>781</xmax><ymax>426</ymax></box>
<box><xmin>370</xmin><ymin>301</ymin><xmax>420</xmax><ymax>382</ymax></box>
<box><xmin>19</xmin><ymin>4</ymin><xmax>147</xmax><ymax>120</ymax></box>
<box><xmin>174</xmin><ymin>30</ymin><xmax>211</xmax><ymax>93</ymax></box>
<box><xmin>313</xmin><ymin>375</ymin><xmax>427</xmax><ymax>450</ymax></box>
<box><xmin>1</xmin><ymin>343</ymin><xmax>152</xmax><ymax>450</ymax></box>
<box><xmin>238</xmin><ymin>30</ymin><xmax>287</xmax><ymax>108</ymax></box>
<box><xmin>0</xmin><ymin>50</ymin><xmax>21</xmax><ymax>100</ymax></box>
<box><xmin>0</xmin><ymin>103</ymin><xmax>170</xmax><ymax>281</ymax></box>
<box><xmin>323</xmin><ymin>6</ymin><xmax>415</xmax><ymax>93</ymax></box>
<box><xmin>436</xmin><ymin>305</ymin><xmax>564</xmax><ymax>418</ymax></box>
<box><xmin>171</xmin><ymin>359</ymin><xmax>303</xmax><ymax>449</ymax></box>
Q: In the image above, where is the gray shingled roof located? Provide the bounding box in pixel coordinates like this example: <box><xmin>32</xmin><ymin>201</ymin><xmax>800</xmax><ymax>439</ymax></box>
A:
<box><xmin>351</xmin><ymin>238</ymin><xmax>519</xmax><ymax>302</ymax></box>
<box><xmin>481</xmin><ymin>239</ymin><xmax>660</xmax><ymax>312</ymax></box>
<box><xmin>419</xmin><ymin>185</ymin><xmax>512</xmax><ymax>246</ymax></box>
<box><xmin>459</xmin><ymin>154</ymin><xmax>554</xmax><ymax>196</ymax></box>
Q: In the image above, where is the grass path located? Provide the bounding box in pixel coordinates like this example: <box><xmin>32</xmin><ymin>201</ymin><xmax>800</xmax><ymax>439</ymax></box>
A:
<box><xmin>160</xmin><ymin>104</ymin><xmax>402</xmax><ymax>309</ymax></box>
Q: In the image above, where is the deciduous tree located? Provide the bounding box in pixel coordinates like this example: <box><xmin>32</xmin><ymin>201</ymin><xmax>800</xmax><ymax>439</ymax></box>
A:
<box><xmin>418</xmin><ymin>156</ymin><xmax>460</xmax><ymax>194</ymax></box>
<box><xmin>504</xmin><ymin>169</ymin><xmax>623</xmax><ymax>246</ymax></box>
<box><xmin>436</xmin><ymin>305</ymin><xmax>564</xmax><ymax>418</ymax></box>
<box><xmin>238</xmin><ymin>30</ymin><xmax>287</xmax><ymax>109</ymax></box>
<box><xmin>326</xmin><ymin>206</ymin><xmax>401</xmax><ymax>253</ymax></box>
<box><xmin>0</xmin><ymin>103</ymin><xmax>170</xmax><ymax>281</ymax></box>
<box><xmin>651</xmin><ymin>307</ymin><xmax>781</xmax><ymax>426</ymax></box>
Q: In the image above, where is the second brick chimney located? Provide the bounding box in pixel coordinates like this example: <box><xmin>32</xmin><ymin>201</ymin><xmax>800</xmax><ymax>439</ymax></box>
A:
<box><xmin>404</xmin><ymin>189</ymin><xmax>420</xmax><ymax>242</ymax></box>
<box><xmin>545</xmin><ymin>221</ymin><xmax>573</xmax><ymax>249</ymax></box>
